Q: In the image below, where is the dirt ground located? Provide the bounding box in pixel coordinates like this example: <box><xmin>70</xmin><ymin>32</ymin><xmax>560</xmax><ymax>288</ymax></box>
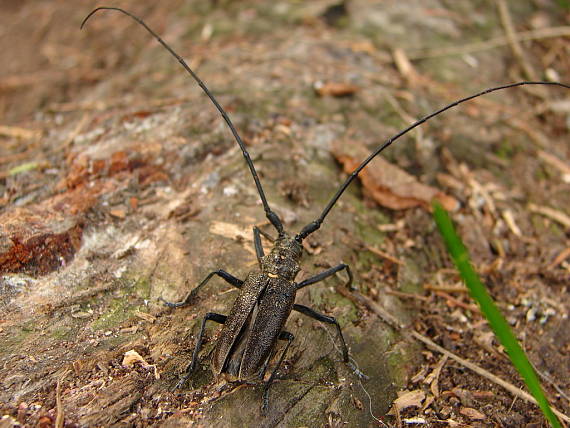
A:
<box><xmin>1</xmin><ymin>1</ymin><xmax>569</xmax><ymax>427</ymax></box>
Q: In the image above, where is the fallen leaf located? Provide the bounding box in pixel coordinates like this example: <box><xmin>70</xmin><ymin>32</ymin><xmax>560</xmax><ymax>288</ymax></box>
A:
<box><xmin>460</xmin><ymin>407</ymin><xmax>486</xmax><ymax>420</ymax></box>
<box><xmin>392</xmin><ymin>389</ymin><xmax>425</xmax><ymax>411</ymax></box>
<box><xmin>332</xmin><ymin>140</ymin><xmax>458</xmax><ymax>211</ymax></box>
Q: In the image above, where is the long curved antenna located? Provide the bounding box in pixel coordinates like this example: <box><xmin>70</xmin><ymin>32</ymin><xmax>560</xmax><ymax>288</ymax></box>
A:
<box><xmin>296</xmin><ymin>81</ymin><xmax>570</xmax><ymax>241</ymax></box>
<box><xmin>81</xmin><ymin>7</ymin><xmax>284</xmax><ymax>235</ymax></box>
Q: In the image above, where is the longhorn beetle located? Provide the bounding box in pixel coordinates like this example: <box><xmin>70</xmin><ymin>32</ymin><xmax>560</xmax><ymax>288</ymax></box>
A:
<box><xmin>81</xmin><ymin>7</ymin><xmax>570</xmax><ymax>413</ymax></box>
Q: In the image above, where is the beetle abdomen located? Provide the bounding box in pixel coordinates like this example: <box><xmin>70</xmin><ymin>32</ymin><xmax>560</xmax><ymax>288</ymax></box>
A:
<box><xmin>211</xmin><ymin>272</ymin><xmax>269</xmax><ymax>375</ymax></box>
<box><xmin>238</xmin><ymin>277</ymin><xmax>296</xmax><ymax>379</ymax></box>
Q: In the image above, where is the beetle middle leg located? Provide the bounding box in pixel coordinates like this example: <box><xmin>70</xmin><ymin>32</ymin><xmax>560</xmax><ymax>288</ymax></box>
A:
<box><xmin>293</xmin><ymin>304</ymin><xmax>349</xmax><ymax>362</ymax></box>
<box><xmin>294</xmin><ymin>264</ymin><xmax>354</xmax><ymax>362</ymax></box>
<box><xmin>176</xmin><ymin>312</ymin><xmax>227</xmax><ymax>389</ymax></box>
<box><xmin>296</xmin><ymin>263</ymin><xmax>354</xmax><ymax>291</ymax></box>
<box><xmin>162</xmin><ymin>270</ymin><xmax>243</xmax><ymax>308</ymax></box>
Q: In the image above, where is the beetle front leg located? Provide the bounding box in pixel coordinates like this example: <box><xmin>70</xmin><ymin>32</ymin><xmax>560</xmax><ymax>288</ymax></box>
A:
<box><xmin>295</xmin><ymin>263</ymin><xmax>354</xmax><ymax>291</ymax></box>
<box><xmin>261</xmin><ymin>331</ymin><xmax>294</xmax><ymax>415</ymax></box>
<box><xmin>253</xmin><ymin>227</ymin><xmax>264</xmax><ymax>268</ymax></box>
<box><xmin>161</xmin><ymin>270</ymin><xmax>243</xmax><ymax>308</ymax></box>
<box><xmin>253</xmin><ymin>226</ymin><xmax>276</xmax><ymax>268</ymax></box>
<box><xmin>175</xmin><ymin>312</ymin><xmax>227</xmax><ymax>389</ymax></box>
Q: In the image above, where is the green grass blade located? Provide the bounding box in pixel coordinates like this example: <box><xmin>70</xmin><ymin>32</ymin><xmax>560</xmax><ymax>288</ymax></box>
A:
<box><xmin>432</xmin><ymin>200</ymin><xmax>560</xmax><ymax>428</ymax></box>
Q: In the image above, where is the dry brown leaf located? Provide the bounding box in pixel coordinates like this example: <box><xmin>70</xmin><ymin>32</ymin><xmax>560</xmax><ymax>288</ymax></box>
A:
<box><xmin>332</xmin><ymin>140</ymin><xmax>458</xmax><ymax>211</ymax></box>
<box><xmin>392</xmin><ymin>389</ymin><xmax>425</xmax><ymax>411</ymax></box>
<box><xmin>314</xmin><ymin>81</ymin><xmax>359</xmax><ymax>97</ymax></box>
<box><xmin>460</xmin><ymin>407</ymin><xmax>486</xmax><ymax>420</ymax></box>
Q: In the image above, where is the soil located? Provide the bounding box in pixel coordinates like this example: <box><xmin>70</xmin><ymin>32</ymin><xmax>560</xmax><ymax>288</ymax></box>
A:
<box><xmin>1</xmin><ymin>1</ymin><xmax>569</xmax><ymax>427</ymax></box>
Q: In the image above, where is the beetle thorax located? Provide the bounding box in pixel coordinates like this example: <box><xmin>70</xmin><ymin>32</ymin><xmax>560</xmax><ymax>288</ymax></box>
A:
<box><xmin>260</xmin><ymin>233</ymin><xmax>302</xmax><ymax>281</ymax></box>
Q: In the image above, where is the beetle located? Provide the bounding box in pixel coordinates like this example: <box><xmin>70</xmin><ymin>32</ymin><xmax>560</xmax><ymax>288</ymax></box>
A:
<box><xmin>81</xmin><ymin>6</ymin><xmax>570</xmax><ymax>413</ymax></box>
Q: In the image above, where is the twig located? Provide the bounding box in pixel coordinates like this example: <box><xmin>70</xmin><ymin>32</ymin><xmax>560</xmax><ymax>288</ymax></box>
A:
<box><xmin>528</xmin><ymin>203</ymin><xmax>570</xmax><ymax>229</ymax></box>
<box><xmin>434</xmin><ymin>290</ymin><xmax>480</xmax><ymax>313</ymax></box>
<box><xmin>495</xmin><ymin>0</ymin><xmax>538</xmax><ymax>81</ymax></box>
<box><xmin>0</xmin><ymin>125</ymin><xmax>41</xmax><ymax>140</ymax></box>
<box><xmin>406</xmin><ymin>26</ymin><xmax>570</xmax><ymax>61</ymax></box>
<box><xmin>366</xmin><ymin>245</ymin><xmax>404</xmax><ymax>265</ymax></box>
<box><xmin>502</xmin><ymin>209</ymin><xmax>523</xmax><ymax>238</ymax></box>
<box><xmin>55</xmin><ymin>369</ymin><xmax>71</xmax><ymax>428</ymax></box>
<box><xmin>385</xmin><ymin>289</ymin><xmax>430</xmax><ymax>302</ymax></box>
<box><xmin>423</xmin><ymin>284</ymin><xmax>468</xmax><ymax>293</ymax></box>
<box><xmin>547</xmin><ymin>247</ymin><xmax>570</xmax><ymax>270</ymax></box>
<box><xmin>538</xmin><ymin>150</ymin><xmax>570</xmax><ymax>182</ymax></box>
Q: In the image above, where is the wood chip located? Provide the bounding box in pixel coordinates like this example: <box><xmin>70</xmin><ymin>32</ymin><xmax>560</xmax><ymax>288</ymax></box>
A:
<box><xmin>392</xmin><ymin>48</ymin><xmax>417</xmax><ymax>81</ymax></box>
<box><xmin>313</xmin><ymin>81</ymin><xmax>359</xmax><ymax>97</ymax></box>
<box><xmin>109</xmin><ymin>208</ymin><xmax>127</xmax><ymax>219</ymax></box>
<box><xmin>122</xmin><ymin>350</ymin><xmax>159</xmax><ymax>379</ymax></box>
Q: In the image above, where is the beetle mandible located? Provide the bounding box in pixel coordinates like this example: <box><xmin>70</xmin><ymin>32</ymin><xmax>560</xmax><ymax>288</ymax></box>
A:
<box><xmin>81</xmin><ymin>6</ymin><xmax>570</xmax><ymax>413</ymax></box>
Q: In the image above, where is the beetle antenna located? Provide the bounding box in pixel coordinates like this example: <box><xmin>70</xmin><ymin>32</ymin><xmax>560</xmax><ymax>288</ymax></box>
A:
<box><xmin>295</xmin><ymin>81</ymin><xmax>570</xmax><ymax>241</ymax></box>
<box><xmin>81</xmin><ymin>7</ymin><xmax>285</xmax><ymax>235</ymax></box>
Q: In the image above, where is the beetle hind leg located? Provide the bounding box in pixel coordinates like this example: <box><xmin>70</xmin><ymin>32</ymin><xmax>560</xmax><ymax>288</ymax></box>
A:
<box><xmin>175</xmin><ymin>312</ymin><xmax>227</xmax><ymax>389</ymax></box>
<box><xmin>261</xmin><ymin>331</ymin><xmax>294</xmax><ymax>415</ymax></box>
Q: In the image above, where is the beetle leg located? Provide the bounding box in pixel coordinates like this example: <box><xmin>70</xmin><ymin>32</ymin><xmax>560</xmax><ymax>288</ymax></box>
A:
<box><xmin>261</xmin><ymin>331</ymin><xmax>294</xmax><ymax>415</ymax></box>
<box><xmin>161</xmin><ymin>270</ymin><xmax>243</xmax><ymax>308</ymax></box>
<box><xmin>295</xmin><ymin>263</ymin><xmax>354</xmax><ymax>291</ymax></box>
<box><xmin>258</xmin><ymin>330</ymin><xmax>293</xmax><ymax>381</ymax></box>
<box><xmin>175</xmin><ymin>312</ymin><xmax>227</xmax><ymax>389</ymax></box>
<box><xmin>293</xmin><ymin>304</ymin><xmax>349</xmax><ymax>362</ymax></box>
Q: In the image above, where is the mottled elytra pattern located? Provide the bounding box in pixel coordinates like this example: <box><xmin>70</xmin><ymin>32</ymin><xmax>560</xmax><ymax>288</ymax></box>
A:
<box><xmin>81</xmin><ymin>6</ymin><xmax>570</xmax><ymax>415</ymax></box>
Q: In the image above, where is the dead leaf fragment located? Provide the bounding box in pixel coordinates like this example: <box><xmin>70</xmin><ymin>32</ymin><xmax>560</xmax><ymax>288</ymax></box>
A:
<box><xmin>314</xmin><ymin>81</ymin><xmax>359</xmax><ymax>97</ymax></box>
<box><xmin>333</xmin><ymin>140</ymin><xmax>458</xmax><ymax>211</ymax></box>
<box><xmin>392</xmin><ymin>389</ymin><xmax>426</xmax><ymax>411</ymax></box>
<box><xmin>460</xmin><ymin>407</ymin><xmax>486</xmax><ymax>420</ymax></box>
